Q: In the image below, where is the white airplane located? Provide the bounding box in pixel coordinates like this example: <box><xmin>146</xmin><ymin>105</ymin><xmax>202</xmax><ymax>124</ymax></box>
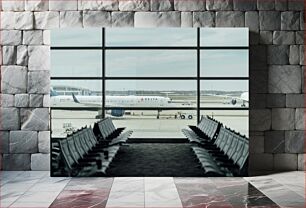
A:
<box><xmin>227</xmin><ymin>91</ymin><xmax>249</xmax><ymax>107</ymax></box>
<box><xmin>209</xmin><ymin>92</ymin><xmax>249</xmax><ymax>107</ymax></box>
<box><xmin>50</xmin><ymin>89</ymin><xmax>172</xmax><ymax>117</ymax></box>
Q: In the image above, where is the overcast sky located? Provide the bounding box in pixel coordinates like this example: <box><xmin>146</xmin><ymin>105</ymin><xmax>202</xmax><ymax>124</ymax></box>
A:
<box><xmin>51</xmin><ymin>28</ymin><xmax>248</xmax><ymax>92</ymax></box>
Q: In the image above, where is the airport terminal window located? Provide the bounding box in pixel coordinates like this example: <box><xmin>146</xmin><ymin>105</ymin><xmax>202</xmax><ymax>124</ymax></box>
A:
<box><xmin>51</xmin><ymin>50</ymin><xmax>102</xmax><ymax>77</ymax></box>
<box><xmin>200</xmin><ymin>28</ymin><xmax>248</xmax><ymax>47</ymax></box>
<box><xmin>200</xmin><ymin>80</ymin><xmax>249</xmax><ymax>108</ymax></box>
<box><xmin>105</xmin><ymin>28</ymin><xmax>196</xmax><ymax>46</ymax></box>
<box><xmin>50</xmin><ymin>79</ymin><xmax>102</xmax><ymax>136</ymax></box>
<box><xmin>200</xmin><ymin>50</ymin><xmax>248</xmax><ymax>77</ymax></box>
<box><xmin>105</xmin><ymin>80</ymin><xmax>197</xmax><ymax>104</ymax></box>
<box><xmin>52</xmin><ymin>28</ymin><xmax>102</xmax><ymax>46</ymax></box>
<box><xmin>51</xmin><ymin>28</ymin><xmax>249</xmax><ymax>138</ymax></box>
<box><xmin>200</xmin><ymin>110</ymin><xmax>249</xmax><ymax>137</ymax></box>
<box><xmin>105</xmin><ymin>50</ymin><xmax>197</xmax><ymax>77</ymax></box>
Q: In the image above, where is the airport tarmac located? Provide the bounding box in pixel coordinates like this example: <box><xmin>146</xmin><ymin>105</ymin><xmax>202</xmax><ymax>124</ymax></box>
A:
<box><xmin>51</xmin><ymin>95</ymin><xmax>248</xmax><ymax>138</ymax></box>
<box><xmin>51</xmin><ymin>107</ymin><xmax>248</xmax><ymax>139</ymax></box>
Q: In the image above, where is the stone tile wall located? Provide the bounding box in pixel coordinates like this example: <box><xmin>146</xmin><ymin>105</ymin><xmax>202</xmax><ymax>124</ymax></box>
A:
<box><xmin>0</xmin><ymin>0</ymin><xmax>304</xmax><ymax>173</ymax></box>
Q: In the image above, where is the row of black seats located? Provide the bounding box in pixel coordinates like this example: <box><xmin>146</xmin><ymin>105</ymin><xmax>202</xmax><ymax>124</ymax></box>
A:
<box><xmin>183</xmin><ymin>116</ymin><xmax>220</xmax><ymax>144</ymax></box>
<box><xmin>182</xmin><ymin>116</ymin><xmax>249</xmax><ymax>176</ymax></box>
<box><xmin>52</xmin><ymin>118</ymin><xmax>133</xmax><ymax>176</ymax></box>
<box><xmin>93</xmin><ymin>117</ymin><xmax>132</xmax><ymax>145</ymax></box>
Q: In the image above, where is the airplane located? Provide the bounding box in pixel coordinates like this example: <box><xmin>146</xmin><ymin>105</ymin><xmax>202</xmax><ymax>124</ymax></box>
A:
<box><xmin>226</xmin><ymin>91</ymin><xmax>249</xmax><ymax>107</ymax></box>
<box><xmin>238</xmin><ymin>92</ymin><xmax>249</xmax><ymax>107</ymax></box>
<box><xmin>71</xmin><ymin>93</ymin><xmax>173</xmax><ymax>117</ymax></box>
<box><xmin>50</xmin><ymin>89</ymin><xmax>172</xmax><ymax>117</ymax></box>
<box><xmin>208</xmin><ymin>92</ymin><xmax>249</xmax><ymax>107</ymax></box>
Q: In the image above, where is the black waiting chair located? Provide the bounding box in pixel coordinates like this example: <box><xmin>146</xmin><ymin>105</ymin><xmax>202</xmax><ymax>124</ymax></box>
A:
<box><xmin>54</xmin><ymin>121</ymin><xmax>133</xmax><ymax>176</ymax></box>
<box><xmin>182</xmin><ymin>116</ymin><xmax>221</xmax><ymax>144</ymax></box>
<box><xmin>182</xmin><ymin>116</ymin><xmax>249</xmax><ymax>176</ymax></box>
<box><xmin>58</xmin><ymin>137</ymin><xmax>105</xmax><ymax>176</ymax></box>
<box><xmin>93</xmin><ymin>117</ymin><xmax>133</xmax><ymax>145</ymax></box>
<box><xmin>191</xmin><ymin>126</ymin><xmax>249</xmax><ymax>176</ymax></box>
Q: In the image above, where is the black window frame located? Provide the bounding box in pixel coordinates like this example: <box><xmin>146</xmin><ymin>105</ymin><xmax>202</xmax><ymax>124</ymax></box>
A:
<box><xmin>50</xmin><ymin>28</ymin><xmax>249</xmax><ymax>138</ymax></box>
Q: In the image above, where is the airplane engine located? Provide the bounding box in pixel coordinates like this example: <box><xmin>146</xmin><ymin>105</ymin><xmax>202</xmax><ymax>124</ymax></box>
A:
<box><xmin>231</xmin><ymin>99</ymin><xmax>237</xmax><ymax>105</ymax></box>
<box><xmin>111</xmin><ymin>108</ymin><xmax>125</xmax><ymax>117</ymax></box>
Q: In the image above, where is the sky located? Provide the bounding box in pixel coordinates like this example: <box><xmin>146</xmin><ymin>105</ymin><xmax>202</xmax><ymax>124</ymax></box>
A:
<box><xmin>51</xmin><ymin>28</ymin><xmax>248</xmax><ymax>92</ymax></box>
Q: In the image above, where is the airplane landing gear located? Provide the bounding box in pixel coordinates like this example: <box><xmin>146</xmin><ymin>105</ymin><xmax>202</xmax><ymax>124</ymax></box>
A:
<box><xmin>157</xmin><ymin>109</ymin><xmax>161</xmax><ymax>119</ymax></box>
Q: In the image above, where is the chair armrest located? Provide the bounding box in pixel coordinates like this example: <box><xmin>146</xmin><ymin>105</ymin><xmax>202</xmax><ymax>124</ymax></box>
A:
<box><xmin>52</xmin><ymin>151</ymin><xmax>60</xmax><ymax>156</ymax></box>
<box><xmin>215</xmin><ymin>157</ymin><xmax>231</xmax><ymax>162</ymax></box>
<box><xmin>201</xmin><ymin>144</ymin><xmax>217</xmax><ymax>149</ymax></box>
<box><xmin>212</xmin><ymin>155</ymin><xmax>229</xmax><ymax>161</ymax></box>
<box><xmin>98</xmin><ymin>140</ymin><xmax>110</xmax><ymax>145</ymax></box>
<box><xmin>88</xmin><ymin>148</ymin><xmax>105</xmax><ymax>154</ymax></box>
<box><xmin>78</xmin><ymin>161</ymin><xmax>96</xmax><ymax>166</ymax></box>
<box><xmin>53</xmin><ymin>146</ymin><xmax>60</xmax><ymax>151</ymax></box>
<box><xmin>79</xmin><ymin>157</ymin><xmax>102</xmax><ymax>168</ymax></box>
<box><xmin>217</xmin><ymin>162</ymin><xmax>236</xmax><ymax>168</ymax></box>
<box><xmin>204</xmin><ymin>150</ymin><xmax>221</xmax><ymax>155</ymax></box>
<box><xmin>96</xmin><ymin>135</ymin><xmax>104</xmax><ymax>140</ymax></box>
<box><xmin>188</xmin><ymin>125</ymin><xmax>198</xmax><ymax>130</ymax></box>
<box><xmin>189</xmin><ymin>126</ymin><xmax>204</xmax><ymax>136</ymax></box>
<box><xmin>117</xmin><ymin>127</ymin><xmax>125</xmax><ymax>131</ymax></box>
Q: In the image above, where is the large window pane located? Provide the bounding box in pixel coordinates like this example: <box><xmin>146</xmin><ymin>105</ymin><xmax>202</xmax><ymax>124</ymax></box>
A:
<box><xmin>105</xmin><ymin>80</ymin><xmax>197</xmax><ymax>138</ymax></box>
<box><xmin>51</xmin><ymin>79</ymin><xmax>102</xmax><ymax>138</ymax></box>
<box><xmin>51</xmin><ymin>50</ymin><xmax>102</xmax><ymax>77</ymax></box>
<box><xmin>51</xmin><ymin>80</ymin><xmax>102</xmax><ymax>107</ymax></box>
<box><xmin>200</xmin><ymin>50</ymin><xmax>248</xmax><ymax>77</ymax></box>
<box><xmin>201</xmin><ymin>110</ymin><xmax>249</xmax><ymax>137</ymax></box>
<box><xmin>200</xmin><ymin>28</ymin><xmax>249</xmax><ymax>47</ymax></box>
<box><xmin>51</xmin><ymin>29</ymin><xmax>102</xmax><ymax>47</ymax></box>
<box><xmin>106</xmin><ymin>50</ymin><xmax>196</xmax><ymax>77</ymax></box>
<box><xmin>106</xmin><ymin>80</ymin><xmax>197</xmax><ymax>108</ymax></box>
<box><xmin>108</xmin><ymin>110</ymin><xmax>196</xmax><ymax>138</ymax></box>
<box><xmin>51</xmin><ymin>109</ymin><xmax>101</xmax><ymax>138</ymax></box>
<box><xmin>106</xmin><ymin>28</ymin><xmax>196</xmax><ymax>46</ymax></box>
<box><xmin>200</xmin><ymin>80</ymin><xmax>248</xmax><ymax>108</ymax></box>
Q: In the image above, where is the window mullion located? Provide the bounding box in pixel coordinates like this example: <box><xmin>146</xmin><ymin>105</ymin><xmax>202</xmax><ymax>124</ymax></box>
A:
<box><xmin>197</xmin><ymin>28</ymin><xmax>201</xmax><ymax>124</ymax></box>
<box><xmin>102</xmin><ymin>28</ymin><xmax>106</xmax><ymax>118</ymax></box>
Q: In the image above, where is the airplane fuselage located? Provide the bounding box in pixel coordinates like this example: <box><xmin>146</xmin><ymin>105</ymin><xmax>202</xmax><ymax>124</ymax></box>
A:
<box><xmin>51</xmin><ymin>95</ymin><xmax>171</xmax><ymax>107</ymax></box>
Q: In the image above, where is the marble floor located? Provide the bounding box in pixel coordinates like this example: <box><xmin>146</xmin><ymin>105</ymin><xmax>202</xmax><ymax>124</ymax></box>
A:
<box><xmin>1</xmin><ymin>171</ymin><xmax>305</xmax><ymax>208</ymax></box>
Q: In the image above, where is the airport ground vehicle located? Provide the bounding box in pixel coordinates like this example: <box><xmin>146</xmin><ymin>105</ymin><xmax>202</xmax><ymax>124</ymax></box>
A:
<box><xmin>177</xmin><ymin>112</ymin><xmax>194</xmax><ymax>120</ymax></box>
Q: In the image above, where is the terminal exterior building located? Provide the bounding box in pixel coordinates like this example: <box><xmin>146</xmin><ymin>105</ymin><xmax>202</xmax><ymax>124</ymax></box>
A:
<box><xmin>52</xmin><ymin>85</ymin><xmax>98</xmax><ymax>96</ymax></box>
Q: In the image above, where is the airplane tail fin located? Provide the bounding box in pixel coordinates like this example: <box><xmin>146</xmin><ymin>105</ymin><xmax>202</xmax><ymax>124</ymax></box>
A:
<box><xmin>50</xmin><ymin>88</ymin><xmax>58</xmax><ymax>97</ymax></box>
<box><xmin>72</xmin><ymin>93</ymin><xmax>80</xmax><ymax>103</ymax></box>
